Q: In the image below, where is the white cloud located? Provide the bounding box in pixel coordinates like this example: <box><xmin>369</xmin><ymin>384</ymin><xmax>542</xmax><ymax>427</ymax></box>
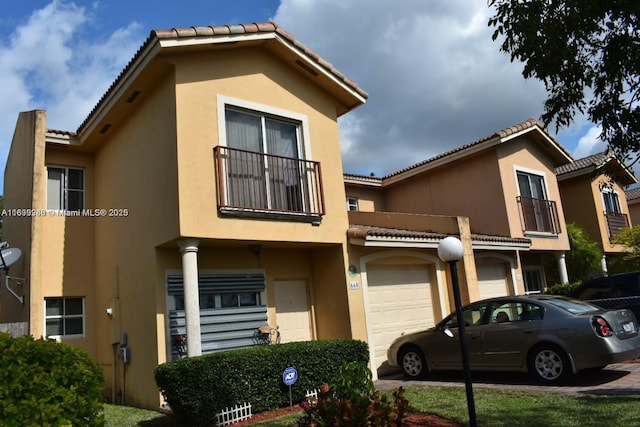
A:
<box><xmin>573</xmin><ymin>126</ymin><xmax>605</xmax><ymax>159</ymax></box>
<box><xmin>274</xmin><ymin>0</ymin><xmax>554</xmax><ymax>176</ymax></box>
<box><xmin>0</xmin><ymin>0</ymin><xmax>144</xmax><ymax>166</ymax></box>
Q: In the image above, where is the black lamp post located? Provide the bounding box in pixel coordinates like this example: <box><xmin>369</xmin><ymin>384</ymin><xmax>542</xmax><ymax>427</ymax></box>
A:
<box><xmin>437</xmin><ymin>236</ymin><xmax>477</xmax><ymax>427</ymax></box>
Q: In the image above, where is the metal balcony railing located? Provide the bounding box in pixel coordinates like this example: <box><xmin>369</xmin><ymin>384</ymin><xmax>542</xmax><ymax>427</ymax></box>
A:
<box><xmin>517</xmin><ymin>196</ymin><xmax>561</xmax><ymax>234</ymax></box>
<box><xmin>214</xmin><ymin>146</ymin><xmax>325</xmax><ymax>218</ymax></box>
<box><xmin>605</xmin><ymin>211</ymin><xmax>629</xmax><ymax>240</ymax></box>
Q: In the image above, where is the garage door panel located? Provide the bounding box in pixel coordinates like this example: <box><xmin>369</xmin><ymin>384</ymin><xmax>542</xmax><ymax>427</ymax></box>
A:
<box><xmin>477</xmin><ymin>263</ymin><xmax>509</xmax><ymax>300</ymax></box>
<box><xmin>368</xmin><ymin>265</ymin><xmax>434</xmax><ymax>374</ymax></box>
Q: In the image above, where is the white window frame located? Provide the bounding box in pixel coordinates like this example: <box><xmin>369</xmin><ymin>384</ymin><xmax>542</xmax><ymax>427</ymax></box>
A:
<box><xmin>346</xmin><ymin>196</ymin><xmax>359</xmax><ymax>211</ymax></box>
<box><xmin>601</xmin><ymin>186</ymin><xmax>622</xmax><ymax>214</ymax></box>
<box><xmin>46</xmin><ymin>166</ymin><xmax>85</xmax><ymax>211</ymax></box>
<box><xmin>44</xmin><ymin>297</ymin><xmax>86</xmax><ymax>339</ymax></box>
<box><xmin>514</xmin><ymin>166</ymin><xmax>551</xmax><ymax>200</ymax></box>
<box><xmin>522</xmin><ymin>267</ymin><xmax>545</xmax><ymax>294</ymax></box>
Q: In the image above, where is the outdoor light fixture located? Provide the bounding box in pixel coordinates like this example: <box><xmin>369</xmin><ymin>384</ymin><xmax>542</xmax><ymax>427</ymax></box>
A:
<box><xmin>438</xmin><ymin>236</ymin><xmax>477</xmax><ymax>427</ymax></box>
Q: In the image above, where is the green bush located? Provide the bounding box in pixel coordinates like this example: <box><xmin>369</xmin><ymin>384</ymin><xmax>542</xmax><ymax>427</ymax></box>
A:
<box><xmin>297</xmin><ymin>361</ymin><xmax>408</xmax><ymax>426</ymax></box>
<box><xmin>0</xmin><ymin>333</ymin><xmax>105</xmax><ymax>426</ymax></box>
<box><xmin>546</xmin><ymin>281</ymin><xmax>581</xmax><ymax>296</ymax></box>
<box><xmin>154</xmin><ymin>339</ymin><xmax>369</xmax><ymax>426</ymax></box>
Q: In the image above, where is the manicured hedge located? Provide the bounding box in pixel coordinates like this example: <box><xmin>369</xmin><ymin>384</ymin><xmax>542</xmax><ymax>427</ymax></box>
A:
<box><xmin>0</xmin><ymin>333</ymin><xmax>105</xmax><ymax>427</ymax></box>
<box><xmin>154</xmin><ymin>339</ymin><xmax>369</xmax><ymax>426</ymax></box>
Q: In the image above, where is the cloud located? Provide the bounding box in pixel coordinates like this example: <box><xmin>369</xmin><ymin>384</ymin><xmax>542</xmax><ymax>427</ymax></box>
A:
<box><xmin>273</xmin><ymin>0</ymin><xmax>594</xmax><ymax>176</ymax></box>
<box><xmin>573</xmin><ymin>126</ymin><xmax>605</xmax><ymax>158</ymax></box>
<box><xmin>0</xmin><ymin>0</ymin><xmax>144</xmax><ymax>171</ymax></box>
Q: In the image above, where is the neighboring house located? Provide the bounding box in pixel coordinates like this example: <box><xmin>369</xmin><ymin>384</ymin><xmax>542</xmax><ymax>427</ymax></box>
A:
<box><xmin>555</xmin><ymin>151</ymin><xmax>637</xmax><ymax>274</ymax></box>
<box><xmin>625</xmin><ymin>187</ymin><xmax>640</xmax><ymax>227</ymax></box>
<box><xmin>1</xmin><ymin>23</ymin><xmax>368</xmax><ymax>409</ymax></box>
<box><xmin>344</xmin><ymin>118</ymin><xmax>574</xmax><ymax>376</ymax></box>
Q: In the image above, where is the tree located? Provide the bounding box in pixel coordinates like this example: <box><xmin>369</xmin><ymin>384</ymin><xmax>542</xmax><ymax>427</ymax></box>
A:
<box><xmin>612</xmin><ymin>225</ymin><xmax>640</xmax><ymax>270</ymax></box>
<box><xmin>488</xmin><ymin>1</ymin><xmax>640</xmax><ymax>163</ymax></box>
<box><xmin>565</xmin><ymin>222</ymin><xmax>603</xmax><ymax>282</ymax></box>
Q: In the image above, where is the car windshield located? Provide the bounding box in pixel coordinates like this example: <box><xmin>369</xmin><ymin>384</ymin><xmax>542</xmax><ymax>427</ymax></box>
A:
<box><xmin>542</xmin><ymin>297</ymin><xmax>600</xmax><ymax>314</ymax></box>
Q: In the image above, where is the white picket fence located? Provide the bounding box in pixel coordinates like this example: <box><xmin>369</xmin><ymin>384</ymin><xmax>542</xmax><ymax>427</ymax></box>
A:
<box><xmin>215</xmin><ymin>403</ymin><xmax>252</xmax><ymax>426</ymax></box>
<box><xmin>305</xmin><ymin>388</ymin><xmax>320</xmax><ymax>400</ymax></box>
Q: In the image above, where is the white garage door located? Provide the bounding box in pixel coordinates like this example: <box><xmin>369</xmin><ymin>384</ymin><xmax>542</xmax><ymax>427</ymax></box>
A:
<box><xmin>477</xmin><ymin>263</ymin><xmax>509</xmax><ymax>300</ymax></box>
<box><xmin>367</xmin><ymin>264</ymin><xmax>434</xmax><ymax>375</ymax></box>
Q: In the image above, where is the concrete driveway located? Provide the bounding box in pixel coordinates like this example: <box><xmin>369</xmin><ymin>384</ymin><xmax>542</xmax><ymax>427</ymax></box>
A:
<box><xmin>375</xmin><ymin>363</ymin><xmax>640</xmax><ymax>395</ymax></box>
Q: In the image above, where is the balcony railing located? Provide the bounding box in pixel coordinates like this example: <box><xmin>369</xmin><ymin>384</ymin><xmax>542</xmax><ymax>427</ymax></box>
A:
<box><xmin>214</xmin><ymin>146</ymin><xmax>325</xmax><ymax>219</ymax></box>
<box><xmin>517</xmin><ymin>196</ymin><xmax>561</xmax><ymax>234</ymax></box>
<box><xmin>605</xmin><ymin>211</ymin><xmax>629</xmax><ymax>240</ymax></box>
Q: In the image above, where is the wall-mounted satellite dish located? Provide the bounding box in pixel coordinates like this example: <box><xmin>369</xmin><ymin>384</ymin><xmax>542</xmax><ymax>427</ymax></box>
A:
<box><xmin>0</xmin><ymin>242</ymin><xmax>25</xmax><ymax>304</ymax></box>
<box><xmin>0</xmin><ymin>247</ymin><xmax>22</xmax><ymax>270</ymax></box>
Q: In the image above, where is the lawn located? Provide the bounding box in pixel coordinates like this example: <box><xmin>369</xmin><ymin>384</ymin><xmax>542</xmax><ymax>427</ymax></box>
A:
<box><xmin>104</xmin><ymin>385</ymin><xmax>640</xmax><ymax>426</ymax></box>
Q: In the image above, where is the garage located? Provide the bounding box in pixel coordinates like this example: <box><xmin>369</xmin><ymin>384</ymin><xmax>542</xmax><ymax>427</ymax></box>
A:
<box><xmin>476</xmin><ymin>262</ymin><xmax>510</xmax><ymax>300</ymax></box>
<box><xmin>367</xmin><ymin>264</ymin><xmax>435</xmax><ymax>375</ymax></box>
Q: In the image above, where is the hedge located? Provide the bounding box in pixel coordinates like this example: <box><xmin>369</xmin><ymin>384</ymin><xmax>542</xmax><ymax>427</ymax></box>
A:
<box><xmin>154</xmin><ymin>339</ymin><xmax>369</xmax><ymax>426</ymax></box>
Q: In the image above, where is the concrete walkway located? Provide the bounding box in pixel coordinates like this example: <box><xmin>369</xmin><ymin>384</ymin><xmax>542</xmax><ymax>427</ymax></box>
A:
<box><xmin>375</xmin><ymin>363</ymin><xmax>640</xmax><ymax>396</ymax></box>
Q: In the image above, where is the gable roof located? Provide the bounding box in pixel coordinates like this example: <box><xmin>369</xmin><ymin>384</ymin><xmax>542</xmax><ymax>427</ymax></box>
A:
<box><xmin>626</xmin><ymin>187</ymin><xmax>640</xmax><ymax>203</ymax></box>
<box><xmin>555</xmin><ymin>150</ymin><xmax>637</xmax><ymax>186</ymax></box>
<box><xmin>74</xmin><ymin>22</ymin><xmax>367</xmax><ymax>140</ymax></box>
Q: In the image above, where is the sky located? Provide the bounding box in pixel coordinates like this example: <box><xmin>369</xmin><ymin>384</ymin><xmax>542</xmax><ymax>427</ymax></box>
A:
<box><xmin>0</xmin><ymin>0</ymin><xmax>612</xmax><ymax>192</ymax></box>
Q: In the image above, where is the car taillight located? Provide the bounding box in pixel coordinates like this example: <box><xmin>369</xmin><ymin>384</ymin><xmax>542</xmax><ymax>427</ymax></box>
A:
<box><xmin>592</xmin><ymin>316</ymin><xmax>613</xmax><ymax>337</ymax></box>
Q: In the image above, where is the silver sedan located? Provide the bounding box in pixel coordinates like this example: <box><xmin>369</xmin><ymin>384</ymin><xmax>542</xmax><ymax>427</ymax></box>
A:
<box><xmin>387</xmin><ymin>295</ymin><xmax>640</xmax><ymax>384</ymax></box>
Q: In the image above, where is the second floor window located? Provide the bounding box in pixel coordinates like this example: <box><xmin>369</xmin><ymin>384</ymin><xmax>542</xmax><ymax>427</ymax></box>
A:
<box><xmin>602</xmin><ymin>189</ymin><xmax>622</xmax><ymax>213</ymax></box>
<box><xmin>347</xmin><ymin>196</ymin><xmax>359</xmax><ymax>211</ymax></box>
<box><xmin>516</xmin><ymin>170</ymin><xmax>560</xmax><ymax>234</ymax></box>
<box><xmin>47</xmin><ymin>166</ymin><xmax>84</xmax><ymax>211</ymax></box>
<box><xmin>225</xmin><ymin>107</ymin><xmax>305</xmax><ymax>212</ymax></box>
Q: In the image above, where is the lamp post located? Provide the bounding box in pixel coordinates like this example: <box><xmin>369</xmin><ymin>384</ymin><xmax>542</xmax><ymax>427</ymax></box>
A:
<box><xmin>438</xmin><ymin>236</ymin><xmax>477</xmax><ymax>427</ymax></box>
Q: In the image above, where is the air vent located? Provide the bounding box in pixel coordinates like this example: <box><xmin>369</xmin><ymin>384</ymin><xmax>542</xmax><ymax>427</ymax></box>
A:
<box><xmin>99</xmin><ymin>124</ymin><xmax>112</xmax><ymax>134</ymax></box>
<box><xmin>125</xmin><ymin>91</ymin><xmax>140</xmax><ymax>103</ymax></box>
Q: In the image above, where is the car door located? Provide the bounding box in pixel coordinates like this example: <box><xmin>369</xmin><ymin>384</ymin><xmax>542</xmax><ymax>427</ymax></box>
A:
<box><xmin>428</xmin><ymin>302</ymin><xmax>487</xmax><ymax>369</ymax></box>
<box><xmin>481</xmin><ymin>301</ymin><xmax>543</xmax><ymax>368</ymax></box>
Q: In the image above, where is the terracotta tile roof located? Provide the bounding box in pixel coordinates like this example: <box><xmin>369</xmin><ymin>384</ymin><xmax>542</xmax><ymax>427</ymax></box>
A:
<box><xmin>343</xmin><ymin>173</ymin><xmax>383</xmax><ymax>185</ymax></box>
<box><xmin>626</xmin><ymin>187</ymin><xmax>640</xmax><ymax>202</ymax></box>
<box><xmin>77</xmin><ymin>22</ymin><xmax>367</xmax><ymax>134</ymax></box>
<box><xmin>554</xmin><ymin>151</ymin><xmax>610</xmax><ymax>175</ymax></box>
<box><xmin>383</xmin><ymin>118</ymin><xmax>571</xmax><ymax>179</ymax></box>
<box><xmin>347</xmin><ymin>224</ymin><xmax>531</xmax><ymax>248</ymax></box>
<box><xmin>554</xmin><ymin>150</ymin><xmax>636</xmax><ymax>185</ymax></box>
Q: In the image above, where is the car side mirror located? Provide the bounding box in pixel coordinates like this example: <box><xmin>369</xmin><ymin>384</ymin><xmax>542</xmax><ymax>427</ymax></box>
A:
<box><xmin>443</xmin><ymin>327</ymin><xmax>454</xmax><ymax>338</ymax></box>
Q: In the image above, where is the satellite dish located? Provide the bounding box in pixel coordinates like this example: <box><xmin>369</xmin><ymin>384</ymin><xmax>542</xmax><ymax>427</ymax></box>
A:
<box><xmin>0</xmin><ymin>247</ymin><xmax>22</xmax><ymax>270</ymax></box>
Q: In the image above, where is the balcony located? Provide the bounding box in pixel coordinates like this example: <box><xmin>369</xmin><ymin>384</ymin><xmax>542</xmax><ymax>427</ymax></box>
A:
<box><xmin>214</xmin><ymin>146</ymin><xmax>325</xmax><ymax>221</ymax></box>
<box><xmin>517</xmin><ymin>196</ymin><xmax>561</xmax><ymax>234</ymax></box>
<box><xmin>605</xmin><ymin>210</ymin><xmax>629</xmax><ymax>240</ymax></box>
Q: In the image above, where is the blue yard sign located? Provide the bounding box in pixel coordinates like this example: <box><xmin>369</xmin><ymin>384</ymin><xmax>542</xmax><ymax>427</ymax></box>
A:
<box><xmin>282</xmin><ymin>367</ymin><xmax>298</xmax><ymax>385</ymax></box>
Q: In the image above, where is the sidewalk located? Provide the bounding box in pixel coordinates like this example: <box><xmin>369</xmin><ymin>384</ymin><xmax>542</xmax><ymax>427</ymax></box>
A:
<box><xmin>375</xmin><ymin>363</ymin><xmax>640</xmax><ymax>395</ymax></box>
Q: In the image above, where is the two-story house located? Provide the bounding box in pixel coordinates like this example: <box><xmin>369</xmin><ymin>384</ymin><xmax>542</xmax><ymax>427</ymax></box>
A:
<box><xmin>555</xmin><ymin>151</ymin><xmax>637</xmax><ymax>274</ymax></box>
<box><xmin>626</xmin><ymin>187</ymin><xmax>640</xmax><ymax>227</ymax></box>
<box><xmin>1</xmin><ymin>22</ymin><xmax>369</xmax><ymax>409</ymax></box>
<box><xmin>343</xmin><ymin>119</ymin><xmax>574</xmax><ymax>375</ymax></box>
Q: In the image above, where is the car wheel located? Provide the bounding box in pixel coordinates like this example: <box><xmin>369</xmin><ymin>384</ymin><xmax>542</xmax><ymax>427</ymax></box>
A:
<box><xmin>399</xmin><ymin>346</ymin><xmax>428</xmax><ymax>379</ymax></box>
<box><xmin>527</xmin><ymin>344</ymin><xmax>572</xmax><ymax>384</ymax></box>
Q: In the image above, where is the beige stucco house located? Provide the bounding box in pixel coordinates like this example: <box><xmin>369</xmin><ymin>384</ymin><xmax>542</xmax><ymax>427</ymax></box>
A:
<box><xmin>343</xmin><ymin>119</ymin><xmax>576</xmax><ymax>375</ymax></box>
<box><xmin>626</xmin><ymin>187</ymin><xmax>640</xmax><ymax>227</ymax></box>
<box><xmin>1</xmin><ymin>22</ymin><xmax>373</xmax><ymax>409</ymax></box>
<box><xmin>555</xmin><ymin>151</ymin><xmax>637</xmax><ymax>274</ymax></box>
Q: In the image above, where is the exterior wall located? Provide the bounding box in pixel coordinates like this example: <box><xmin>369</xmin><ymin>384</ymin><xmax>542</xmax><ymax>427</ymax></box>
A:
<box><xmin>91</xmin><ymin>71</ymin><xmax>180</xmax><ymax>407</ymax></box>
<box><xmin>382</xmin><ymin>149</ymin><xmax>512</xmax><ymax>237</ymax></box>
<box><xmin>1</xmin><ymin>111</ymin><xmax>44</xmax><ymax>324</ymax></box>
<box><xmin>345</xmin><ymin>184</ymin><xmax>385</xmax><ymax>212</ymax></box>
<box><xmin>172</xmin><ymin>47</ymin><xmax>349</xmax><ymax>244</ymax></box>
<box><xmin>629</xmin><ymin>200</ymin><xmax>640</xmax><ymax>227</ymax></box>
<box><xmin>558</xmin><ymin>175</ymin><xmax>629</xmax><ymax>254</ymax></box>
<box><xmin>496</xmin><ymin>136</ymin><xmax>570</xmax><ymax>251</ymax></box>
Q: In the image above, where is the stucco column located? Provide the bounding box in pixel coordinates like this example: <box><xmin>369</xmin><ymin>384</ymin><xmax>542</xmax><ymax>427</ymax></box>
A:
<box><xmin>178</xmin><ymin>238</ymin><xmax>202</xmax><ymax>357</ymax></box>
<box><xmin>557</xmin><ymin>252</ymin><xmax>569</xmax><ymax>284</ymax></box>
<box><xmin>601</xmin><ymin>254</ymin><xmax>608</xmax><ymax>275</ymax></box>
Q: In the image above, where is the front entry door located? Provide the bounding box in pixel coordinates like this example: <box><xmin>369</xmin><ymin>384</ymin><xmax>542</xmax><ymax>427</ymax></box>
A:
<box><xmin>274</xmin><ymin>280</ymin><xmax>312</xmax><ymax>343</ymax></box>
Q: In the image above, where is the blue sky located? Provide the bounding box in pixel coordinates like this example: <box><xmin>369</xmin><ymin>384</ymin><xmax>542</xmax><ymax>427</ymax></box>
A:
<box><xmin>0</xmin><ymin>0</ymin><xmax>611</xmax><ymax>194</ymax></box>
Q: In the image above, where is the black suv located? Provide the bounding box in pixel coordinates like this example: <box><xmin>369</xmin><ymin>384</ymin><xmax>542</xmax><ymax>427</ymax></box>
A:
<box><xmin>570</xmin><ymin>271</ymin><xmax>640</xmax><ymax>320</ymax></box>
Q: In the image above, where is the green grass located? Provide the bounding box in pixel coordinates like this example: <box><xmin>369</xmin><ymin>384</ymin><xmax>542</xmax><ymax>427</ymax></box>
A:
<box><xmin>104</xmin><ymin>387</ymin><xmax>640</xmax><ymax>426</ymax></box>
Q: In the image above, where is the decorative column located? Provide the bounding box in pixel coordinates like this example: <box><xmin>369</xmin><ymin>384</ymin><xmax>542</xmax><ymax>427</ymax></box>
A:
<box><xmin>557</xmin><ymin>252</ymin><xmax>569</xmax><ymax>284</ymax></box>
<box><xmin>601</xmin><ymin>254</ymin><xmax>608</xmax><ymax>275</ymax></box>
<box><xmin>178</xmin><ymin>238</ymin><xmax>201</xmax><ymax>357</ymax></box>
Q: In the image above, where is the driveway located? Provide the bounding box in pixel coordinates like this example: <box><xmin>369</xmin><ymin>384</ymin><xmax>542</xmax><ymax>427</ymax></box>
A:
<box><xmin>375</xmin><ymin>363</ymin><xmax>640</xmax><ymax>395</ymax></box>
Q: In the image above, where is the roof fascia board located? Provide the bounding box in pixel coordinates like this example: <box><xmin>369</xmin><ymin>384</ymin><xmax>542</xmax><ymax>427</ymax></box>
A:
<box><xmin>349</xmin><ymin>236</ymin><xmax>530</xmax><ymax>250</ymax></box>
<box><xmin>384</xmin><ymin>137</ymin><xmax>502</xmax><ymax>185</ymax></box>
<box><xmin>271</xmin><ymin>33</ymin><xmax>367</xmax><ymax>105</ymax></box>
<box><xmin>343</xmin><ymin>176</ymin><xmax>382</xmax><ymax>187</ymax></box>
<box><xmin>502</xmin><ymin>126</ymin><xmax>573</xmax><ymax>164</ymax></box>
<box><xmin>79</xmin><ymin>40</ymin><xmax>162</xmax><ymax>139</ymax></box>
<box><xmin>157</xmin><ymin>31</ymin><xmax>275</xmax><ymax>48</ymax></box>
